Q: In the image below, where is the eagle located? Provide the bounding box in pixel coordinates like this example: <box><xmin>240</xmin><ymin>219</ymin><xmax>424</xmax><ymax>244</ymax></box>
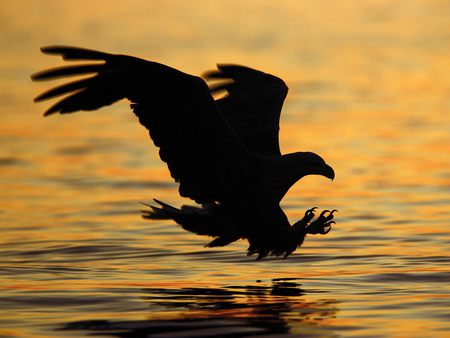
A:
<box><xmin>32</xmin><ymin>46</ymin><xmax>336</xmax><ymax>259</ymax></box>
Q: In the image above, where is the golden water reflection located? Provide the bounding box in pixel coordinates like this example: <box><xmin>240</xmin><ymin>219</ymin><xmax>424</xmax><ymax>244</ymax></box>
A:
<box><xmin>1</xmin><ymin>0</ymin><xmax>449</xmax><ymax>337</ymax></box>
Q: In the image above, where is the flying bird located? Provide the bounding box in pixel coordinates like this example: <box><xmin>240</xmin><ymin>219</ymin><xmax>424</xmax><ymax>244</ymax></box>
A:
<box><xmin>32</xmin><ymin>46</ymin><xmax>336</xmax><ymax>259</ymax></box>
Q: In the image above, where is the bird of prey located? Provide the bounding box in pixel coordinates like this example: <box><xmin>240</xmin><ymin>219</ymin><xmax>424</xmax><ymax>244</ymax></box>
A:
<box><xmin>32</xmin><ymin>46</ymin><xmax>336</xmax><ymax>259</ymax></box>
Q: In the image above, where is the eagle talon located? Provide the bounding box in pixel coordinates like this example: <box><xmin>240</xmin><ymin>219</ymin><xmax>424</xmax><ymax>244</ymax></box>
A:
<box><xmin>306</xmin><ymin>207</ymin><xmax>317</xmax><ymax>217</ymax></box>
<box><xmin>320</xmin><ymin>220</ymin><xmax>334</xmax><ymax>234</ymax></box>
<box><xmin>318</xmin><ymin>209</ymin><xmax>330</xmax><ymax>218</ymax></box>
<box><xmin>306</xmin><ymin>208</ymin><xmax>337</xmax><ymax>235</ymax></box>
<box><xmin>320</xmin><ymin>209</ymin><xmax>337</xmax><ymax>222</ymax></box>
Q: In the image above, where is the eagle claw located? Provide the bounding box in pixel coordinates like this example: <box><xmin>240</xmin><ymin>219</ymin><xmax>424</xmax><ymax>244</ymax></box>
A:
<box><xmin>306</xmin><ymin>209</ymin><xmax>337</xmax><ymax>235</ymax></box>
<box><xmin>306</xmin><ymin>207</ymin><xmax>317</xmax><ymax>216</ymax></box>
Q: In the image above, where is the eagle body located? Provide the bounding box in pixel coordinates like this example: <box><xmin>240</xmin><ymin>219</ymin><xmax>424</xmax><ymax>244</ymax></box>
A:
<box><xmin>32</xmin><ymin>46</ymin><xmax>336</xmax><ymax>258</ymax></box>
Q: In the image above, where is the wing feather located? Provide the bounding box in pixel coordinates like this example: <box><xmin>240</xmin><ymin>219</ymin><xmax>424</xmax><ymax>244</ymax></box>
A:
<box><xmin>34</xmin><ymin>77</ymin><xmax>97</xmax><ymax>102</ymax></box>
<box><xmin>31</xmin><ymin>64</ymin><xmax>105</xmax><ymax>81</ymax></box>
<box><xmin>40</xmin><ymin>46</ymin><xmax>111</xmax><ymax>60</ymax></box>
<box><xmin>32</xmin><ymin>46</ymin><xmax>256</xmax><ymax>203</ymax></box>
<box><xmin>204</xmin><ymin>64</ymin><xmax>288</xmax><ymax>156</ymax></box>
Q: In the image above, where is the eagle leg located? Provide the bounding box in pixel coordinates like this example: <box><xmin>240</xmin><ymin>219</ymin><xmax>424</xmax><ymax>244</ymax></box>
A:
<box><xmin>269</xmin><ymin>207</ymin><xmax>337</xmax><ymax>259</ymax></box>
<box><xmin>268</xmin><ymin>207</ymin><xmax>318</xmax><ymax>258</ymax></box>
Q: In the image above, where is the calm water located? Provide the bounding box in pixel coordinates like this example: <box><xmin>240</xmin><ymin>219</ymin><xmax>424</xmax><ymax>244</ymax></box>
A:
<box><xmin>1</xmin><ymin>1</ymin><xmax>449</xmax><ymax>337</ymax></box>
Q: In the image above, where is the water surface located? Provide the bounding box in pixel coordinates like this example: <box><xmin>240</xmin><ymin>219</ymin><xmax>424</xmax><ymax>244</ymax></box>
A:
<box><xmin>1</xmin><ymin>1</ymin><xmax>449</xmax><ymax>337</ymax></box>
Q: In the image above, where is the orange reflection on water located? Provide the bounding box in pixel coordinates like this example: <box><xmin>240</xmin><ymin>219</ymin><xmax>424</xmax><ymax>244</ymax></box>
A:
<box><xmin>1</xmin><ymin>0</ymin><xmax>449</xmax><ymax>337</ymax></box>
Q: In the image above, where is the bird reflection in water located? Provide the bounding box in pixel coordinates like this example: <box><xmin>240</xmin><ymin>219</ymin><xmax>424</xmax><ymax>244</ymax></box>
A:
<box><xmin>59</xmin><ymin>279</ymin><xmax>339</xmax><ymax>337</ymax></box>
<box><xmin>32</xmin><ymin>46</ymin><xmax>337</xmax><ymax>259</ymax></box>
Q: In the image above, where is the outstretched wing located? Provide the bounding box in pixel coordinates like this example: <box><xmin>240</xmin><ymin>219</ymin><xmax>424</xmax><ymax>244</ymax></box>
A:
<box><xmin>32</xmin><ymin>46</ymin><xmax>254</xmax><ymax>204</ymax></box>
<box><xmin>203</xmin><ymin>64</ymin><xmax>288</xmax><ymax>157</ymax></box>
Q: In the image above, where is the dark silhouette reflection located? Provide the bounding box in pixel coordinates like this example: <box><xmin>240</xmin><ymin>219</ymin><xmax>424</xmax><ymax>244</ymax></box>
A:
<box><xmin>32</xmin><ymin>46</ymin><xmax>336</xmax><ymax>259</ymax></box>
<box><xmin>59</xmin><ymin>279</ymin><xmax>339</xmax><ymax>337</ymax></box>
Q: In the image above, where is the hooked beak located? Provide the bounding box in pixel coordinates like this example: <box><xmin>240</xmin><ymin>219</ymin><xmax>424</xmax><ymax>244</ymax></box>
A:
<box><xmin>323</xmin><ymin>164</ymin><xmax>335</xmax><ymax>181</ymax></box>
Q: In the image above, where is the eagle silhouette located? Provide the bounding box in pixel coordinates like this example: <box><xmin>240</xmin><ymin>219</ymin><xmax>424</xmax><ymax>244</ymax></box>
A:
<box><xmin>32</xmin><ymin>46</ymin><xmax>336</xmax><ymax>259</ymax></box>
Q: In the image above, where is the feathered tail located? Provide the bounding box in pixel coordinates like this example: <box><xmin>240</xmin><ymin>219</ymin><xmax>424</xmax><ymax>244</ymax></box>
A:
<box><xmin>141</xmin><ymin>199</ymin><xmax>241</xmax><ymax>247</ymax></box>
